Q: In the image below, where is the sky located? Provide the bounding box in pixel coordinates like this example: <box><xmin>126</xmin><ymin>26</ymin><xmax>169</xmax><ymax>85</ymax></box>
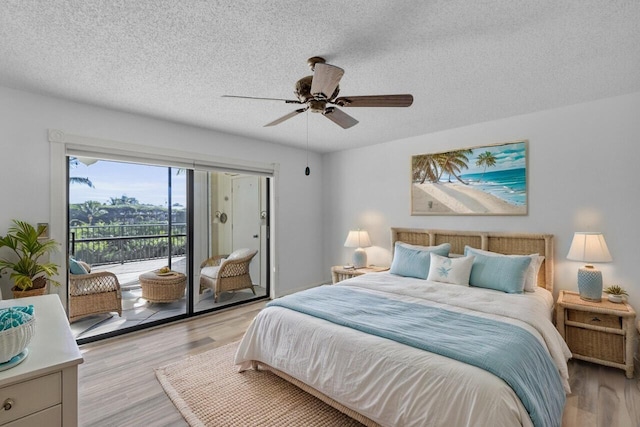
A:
<box><xmin>69</xmin><ymin>159</ymin><xmax>187</xmax><ymax>206</ymax></box>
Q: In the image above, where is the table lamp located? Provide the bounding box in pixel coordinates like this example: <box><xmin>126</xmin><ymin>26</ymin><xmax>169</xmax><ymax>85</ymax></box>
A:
<box><xmin>567</xmin><ymin>232</ymin><xmax>612</xmax><ymax>301</ymax></box>
<box><xmin>344</xmin><ymin>230</ymin><xmax>372</xmax><ymax>268</ymax></box>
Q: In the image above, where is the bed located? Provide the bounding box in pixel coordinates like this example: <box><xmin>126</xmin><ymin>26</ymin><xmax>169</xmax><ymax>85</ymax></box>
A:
<box><xmin>235</xmin><ymin>228</ymin><xmax>572</xmax><ymax>427</ymax></box>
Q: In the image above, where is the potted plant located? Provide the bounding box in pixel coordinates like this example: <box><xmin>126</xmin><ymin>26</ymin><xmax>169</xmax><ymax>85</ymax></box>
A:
<box><xmin>603</xmin><ymin>285</ymin><xmax>628</xmax><ymax>303</ymax></box>
<box><xmin>0</xmin><ymin>220</ymin><xmax>60</xmax><ymax>298</ymax></box>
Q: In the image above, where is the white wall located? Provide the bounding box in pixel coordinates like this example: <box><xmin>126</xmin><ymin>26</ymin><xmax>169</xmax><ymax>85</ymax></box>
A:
<box><xmin>3</xmin><ymin>85</ymin><xmax>638</xmax><ymax>312</ymax></box>
<box><xmin>0</xmin><ymin>86</ymin><xmax>325</xmax><ymax>299</ymax></box>
<box><xmin>323</xmin><ymin>91</ymin><xmax>640</xmax><ymax>312</ymax></box>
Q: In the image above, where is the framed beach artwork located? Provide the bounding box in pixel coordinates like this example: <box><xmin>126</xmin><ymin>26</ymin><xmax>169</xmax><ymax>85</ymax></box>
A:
<box><xmin>411</xmin><ymin>140</ymin><xmax>528</xmax><ymax>215</ymax></box>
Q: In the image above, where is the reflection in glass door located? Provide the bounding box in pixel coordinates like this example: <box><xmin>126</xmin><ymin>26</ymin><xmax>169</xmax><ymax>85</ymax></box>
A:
<box><xmin>194</xmin><ymin>172</ymin><xmax>269</xmax><ymax>313</ymax></box>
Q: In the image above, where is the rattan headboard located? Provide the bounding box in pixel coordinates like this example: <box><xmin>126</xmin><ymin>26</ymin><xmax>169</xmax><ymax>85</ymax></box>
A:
<box><xmin>391</xmin><ymin>228</ymin><xmax>554</xmax><ymax>292</ymax></box>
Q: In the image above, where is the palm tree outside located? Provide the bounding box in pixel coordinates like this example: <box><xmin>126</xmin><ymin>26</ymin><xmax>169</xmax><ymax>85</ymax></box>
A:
<box><xmin>69</xmin><ymin>158</ymin><xmax>94</xmax><ymax>188</ymax></box>
<box><xmin>81</xmin><ymin>201</ymin><xmax>108</xmax><ymax>225</ymax></box>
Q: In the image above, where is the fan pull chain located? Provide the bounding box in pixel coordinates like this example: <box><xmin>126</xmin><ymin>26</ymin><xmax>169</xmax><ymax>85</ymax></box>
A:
<box><xmin>305</xmin><ymin>111</ymin><xmax>310</xmax><ymax>176</ymax></box>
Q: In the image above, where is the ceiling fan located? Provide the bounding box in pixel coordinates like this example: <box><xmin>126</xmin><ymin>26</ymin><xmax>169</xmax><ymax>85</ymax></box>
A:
<box><xmin>222</xmin><ymin>56</ymin><xmax>414</xmax><ymax>129</ymax></box>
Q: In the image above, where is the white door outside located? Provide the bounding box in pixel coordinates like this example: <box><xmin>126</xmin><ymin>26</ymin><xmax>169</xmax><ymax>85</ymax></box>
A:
<box><xmin>231</xmin><ymin>176</ymin><xmax>261</xmax><ymax>286</ymax></box>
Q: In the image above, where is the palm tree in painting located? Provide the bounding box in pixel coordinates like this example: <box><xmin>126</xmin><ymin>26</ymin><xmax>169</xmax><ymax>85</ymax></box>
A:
<box><xmin>475</xmin><ymin>151</ymin><xmax>497</xmax><ymax>182</ymax></box>
<box><xmin>436</xmin><ymin>149</ymin><xmax>473</xmax><ymax>184</ymax></box>
<box><xmin>412</xmin><ymin>154</ymin><xmax>442</xmax><ymax>184</ymax></box>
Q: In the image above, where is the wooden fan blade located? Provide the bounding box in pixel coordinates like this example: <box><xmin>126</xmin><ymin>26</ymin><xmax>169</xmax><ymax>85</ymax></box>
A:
<box><xmin>264</xmin><ymin>108</ymin><xmax>307</xmax><ymax>127</ymax></box>
<box><xmin>310</xmin><ymin>63</ymin><xmax>344</xmax><ymax>99</ymax></box>
<box><xmin>222</xmin><ymin>95</ymin><xmax>302</xmax><ymax>104</ymax></box>
<box><xmin>322</xmin><ymin>107</ymin><xmax>359</xmax><ymax>129</ymax></box>
<box><xmin>333</xmin><ymin>94</ymin><xmax>413</xmax><ymax>107</ymax></box>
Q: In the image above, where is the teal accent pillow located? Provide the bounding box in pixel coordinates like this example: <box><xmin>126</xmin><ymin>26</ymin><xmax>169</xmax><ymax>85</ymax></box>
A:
<box><xmin>0</xmin><ymin>305</ymin><xmax>34</xmax><ymax>331</ymax></box>
<box><xmin>466</xmin><ymin>251</ymin><xmax>532</xmax><ymax>293</ymax></box>
<box><xmin>465</xmin><ymin>246</ymin><xmax>543</xmax><ymax>292</ymax></box>
<box><xmin>390</xmin><ymin>242</ymin><xmax>451</xmax><ymax>279</ymax></box>
<box><xmin>69</xmin><ymin>258</ymin><xmax>88</xmax><ymax>275</ymax></box>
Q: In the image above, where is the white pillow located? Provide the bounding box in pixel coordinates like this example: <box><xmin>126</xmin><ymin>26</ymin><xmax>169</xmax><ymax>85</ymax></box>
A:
<box><xmin>397</xmin><ymin>242</ymin><xmax>450</xmax><ymax>253</ymax></box>
<box><xmin>464</xmin><ymin>246</ymin><xmax>544</xmax><ymax>292</ymax></box>
<box><xmin>524</xmin><ymin>255</ymin><xmax>545</xmax><ymax>292</ymax></box>
<box><xmin>228</xmin><ymin>248</ymin><xmax>253</xmax><ymax>260</ymax></box>
<box><xmin>201</xmin><ymin>266</ymin><xmax>221</xmax><ymax>279</ymax></box>
<box><xmin>427</xmin><ymin>253</ymin><xmax>475</xmax><ymax>286</ymax></box>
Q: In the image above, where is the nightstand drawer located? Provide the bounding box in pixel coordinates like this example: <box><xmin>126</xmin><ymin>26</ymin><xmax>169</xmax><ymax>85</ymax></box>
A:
<box><xmin>567</xmin><ymin>309</ymin><xmax>621</xmax><ymax>329</ymax></box>
<box><xmin>566</xmin><ymin>326</ymin><xmax>624</xmax><ymax>364</ymax></box>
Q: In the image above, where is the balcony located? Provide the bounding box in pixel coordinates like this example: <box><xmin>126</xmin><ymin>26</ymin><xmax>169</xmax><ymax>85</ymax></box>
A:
<box><xmin>68</xmin><ymin>224</ymin><xmax>266</xmax><ymax>341</ymax></box>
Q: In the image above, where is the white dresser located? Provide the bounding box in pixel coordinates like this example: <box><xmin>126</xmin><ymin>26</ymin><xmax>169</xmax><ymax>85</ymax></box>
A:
<box><xmin>0</xmin><ymin>295</ymin><xmax>83</xmax><ymax>427</ymax></box>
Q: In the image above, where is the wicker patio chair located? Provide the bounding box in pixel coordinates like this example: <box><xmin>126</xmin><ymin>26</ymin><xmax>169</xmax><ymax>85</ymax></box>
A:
<box><xmin>69</xmin><ymin>261</ymin><xmax>123</xmax><ymax>323</ymax></box>
<box><xmin>199</xmin><ymin>249</ymin><xmax>258</xmax><ymax>302</ymax></box>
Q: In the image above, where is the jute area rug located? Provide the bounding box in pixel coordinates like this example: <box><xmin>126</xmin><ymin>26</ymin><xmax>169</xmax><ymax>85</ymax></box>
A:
<box><xmin>155</xmin><ymin>341</ymin><xmax>365</xmax><ymax>427</ymax></box>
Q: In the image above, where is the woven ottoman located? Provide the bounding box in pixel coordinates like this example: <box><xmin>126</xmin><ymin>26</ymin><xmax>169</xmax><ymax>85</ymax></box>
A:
<box><xmin>139</xmin><ymin>271</ymin><xmax>187</xmax><ymax>303</ymax></box>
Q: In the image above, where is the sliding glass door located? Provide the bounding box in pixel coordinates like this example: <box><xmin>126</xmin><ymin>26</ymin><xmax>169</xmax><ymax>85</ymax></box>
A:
<box><xmin>67</xmin><ymin>157</ymin><xmax>269</xmax><ymax>342</ymax></box>
<box><xmin>68</xmin><ymin>159</ymin><xmax>188</xmax><ymax>340</ymax></box>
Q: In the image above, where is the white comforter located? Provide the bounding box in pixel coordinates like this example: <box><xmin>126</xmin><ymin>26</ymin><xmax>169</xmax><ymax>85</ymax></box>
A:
<box><xmin>235</xmin><ymin>272</ymin><xmax>571</xmax><ymax>427</ymax></box>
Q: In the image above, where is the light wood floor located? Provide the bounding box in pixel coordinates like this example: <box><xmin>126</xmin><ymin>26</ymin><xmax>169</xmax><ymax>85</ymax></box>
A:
<box><xmin>78</xmin><ymin>302</ymin><xmax>640</xmax><ymax>427</ymax></box>
<box><xmin>78</xmin><ymin>301</ymin><xmax>266</xmax><ymax>427</ymax></box>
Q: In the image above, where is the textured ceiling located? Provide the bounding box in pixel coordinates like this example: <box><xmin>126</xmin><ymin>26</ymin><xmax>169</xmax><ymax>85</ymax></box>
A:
<box><xmin>1</xmin><ymin>1</ymin><xmax>639</xmax><ymax>153</ymax></box>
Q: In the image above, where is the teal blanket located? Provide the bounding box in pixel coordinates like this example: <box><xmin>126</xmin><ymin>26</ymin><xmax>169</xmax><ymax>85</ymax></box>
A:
<box><xmin>267</xmin><ymin>285</ymin><xmax>565</xmax><ymax>427</ymax></box>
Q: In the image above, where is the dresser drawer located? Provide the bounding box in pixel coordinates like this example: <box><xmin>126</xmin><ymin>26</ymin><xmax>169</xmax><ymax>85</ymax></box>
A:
<box><xmin>567</xmin><ymin>309</ymin><xmax>621</xmax><ymax>329</ymax></box>
<box><xmin>0</xmin><ymin>373</ymin><xmax>61</xmax><ymax>425</ymax></box>
<box><xmin>3</xmin><ymin>404</ymin><xmax>61</xmax><ymax>427</ymax></box>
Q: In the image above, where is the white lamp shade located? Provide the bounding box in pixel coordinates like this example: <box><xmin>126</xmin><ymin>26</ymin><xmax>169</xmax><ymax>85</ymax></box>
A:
<box><xmin>567</xmin><ymin>232</ymin><xmax>612</xmax><ymax>263</ymax></box>
<box><xmin>344</xmin><ymin>230</ymin><xmax>372</xmax><ymax>248</ymax></box>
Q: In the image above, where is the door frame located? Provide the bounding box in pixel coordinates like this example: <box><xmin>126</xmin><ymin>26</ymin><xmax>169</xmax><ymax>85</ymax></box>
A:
<box><xmin>49</xmin><ymin>129</ymin><xmax>278</xmax><ymax>324</ymax></box>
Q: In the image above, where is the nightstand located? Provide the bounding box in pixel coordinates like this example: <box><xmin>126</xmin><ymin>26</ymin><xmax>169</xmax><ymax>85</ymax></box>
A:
<box><xmin>331</xmin><ymin>266</ymin><xmax>389</xmax><ymax>284</ymax></box>
<box><xmin>556</xmin><ymin>290</ymin><xmax>636</xmax><ymax>378</ymax></box>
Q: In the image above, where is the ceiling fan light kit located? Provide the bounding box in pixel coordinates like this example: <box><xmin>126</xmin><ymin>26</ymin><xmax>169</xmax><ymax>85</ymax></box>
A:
<box><xmin>224</xmin><ymin>56</ymin><xmax>414</xmax><ymax>129</ymax></box>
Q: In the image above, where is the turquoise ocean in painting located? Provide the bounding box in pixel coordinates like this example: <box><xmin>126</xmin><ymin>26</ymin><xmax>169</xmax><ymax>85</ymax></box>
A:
<box><xmin>458</xmin><ymin>168</ymin><xmax>526</xmax><ymax>206</ymax></box>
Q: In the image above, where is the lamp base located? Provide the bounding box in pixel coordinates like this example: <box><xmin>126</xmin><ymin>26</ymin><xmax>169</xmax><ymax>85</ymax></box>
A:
<box><xmin>577</xmin><ymin>265</ymin><xmax>603</xmax><ymax>302</ymax></box>
<box><xmin>352</xmin><ymin>247</ymin><xmax>367</xmax><ymax>269</ymax></box>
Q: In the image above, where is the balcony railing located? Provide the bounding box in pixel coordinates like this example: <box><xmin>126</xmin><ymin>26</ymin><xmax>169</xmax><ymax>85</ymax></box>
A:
<box><xmin>70</xmin><ymin>223</ymin><xmax>187</xmax><ymax>266</ymax></box>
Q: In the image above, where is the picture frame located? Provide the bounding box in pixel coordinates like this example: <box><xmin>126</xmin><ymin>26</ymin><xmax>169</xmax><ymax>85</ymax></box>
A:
<box><xmin>411</xmin><ymin>140</ymin><xmax>528</xmax><ymax>216</ymax></box>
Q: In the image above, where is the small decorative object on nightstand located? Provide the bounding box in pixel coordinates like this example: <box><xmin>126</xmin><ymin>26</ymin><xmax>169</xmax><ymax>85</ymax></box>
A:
<box><xmin>603</xmin><ymin>285</ymin><xmax>628</xmax><ymax>304</ymax></box>
<box><xmin>556</xmin><ymin>290</ymin><xmax>636</xmax><ymax>378</ymax></box>
<box><xmin>566</xmin><ymin>232</ymin><xmax>612</xmax><ymax>301</ymax></box>
<box><xmin>331</xmin><ymin>265</ymin><xmax>388</xmax><ymax>284</ymax></box>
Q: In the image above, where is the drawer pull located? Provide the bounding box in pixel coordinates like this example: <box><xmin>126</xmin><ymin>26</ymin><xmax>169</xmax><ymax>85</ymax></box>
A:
<box><xmin>591</xmin><ymin>317</ymin><xmax>601</xmax><ymax>322</ymax></box>
<box><xmin>2</xmin><ymin>398</ymin><xmax>14</xmax><ymax>411</ymax></box>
